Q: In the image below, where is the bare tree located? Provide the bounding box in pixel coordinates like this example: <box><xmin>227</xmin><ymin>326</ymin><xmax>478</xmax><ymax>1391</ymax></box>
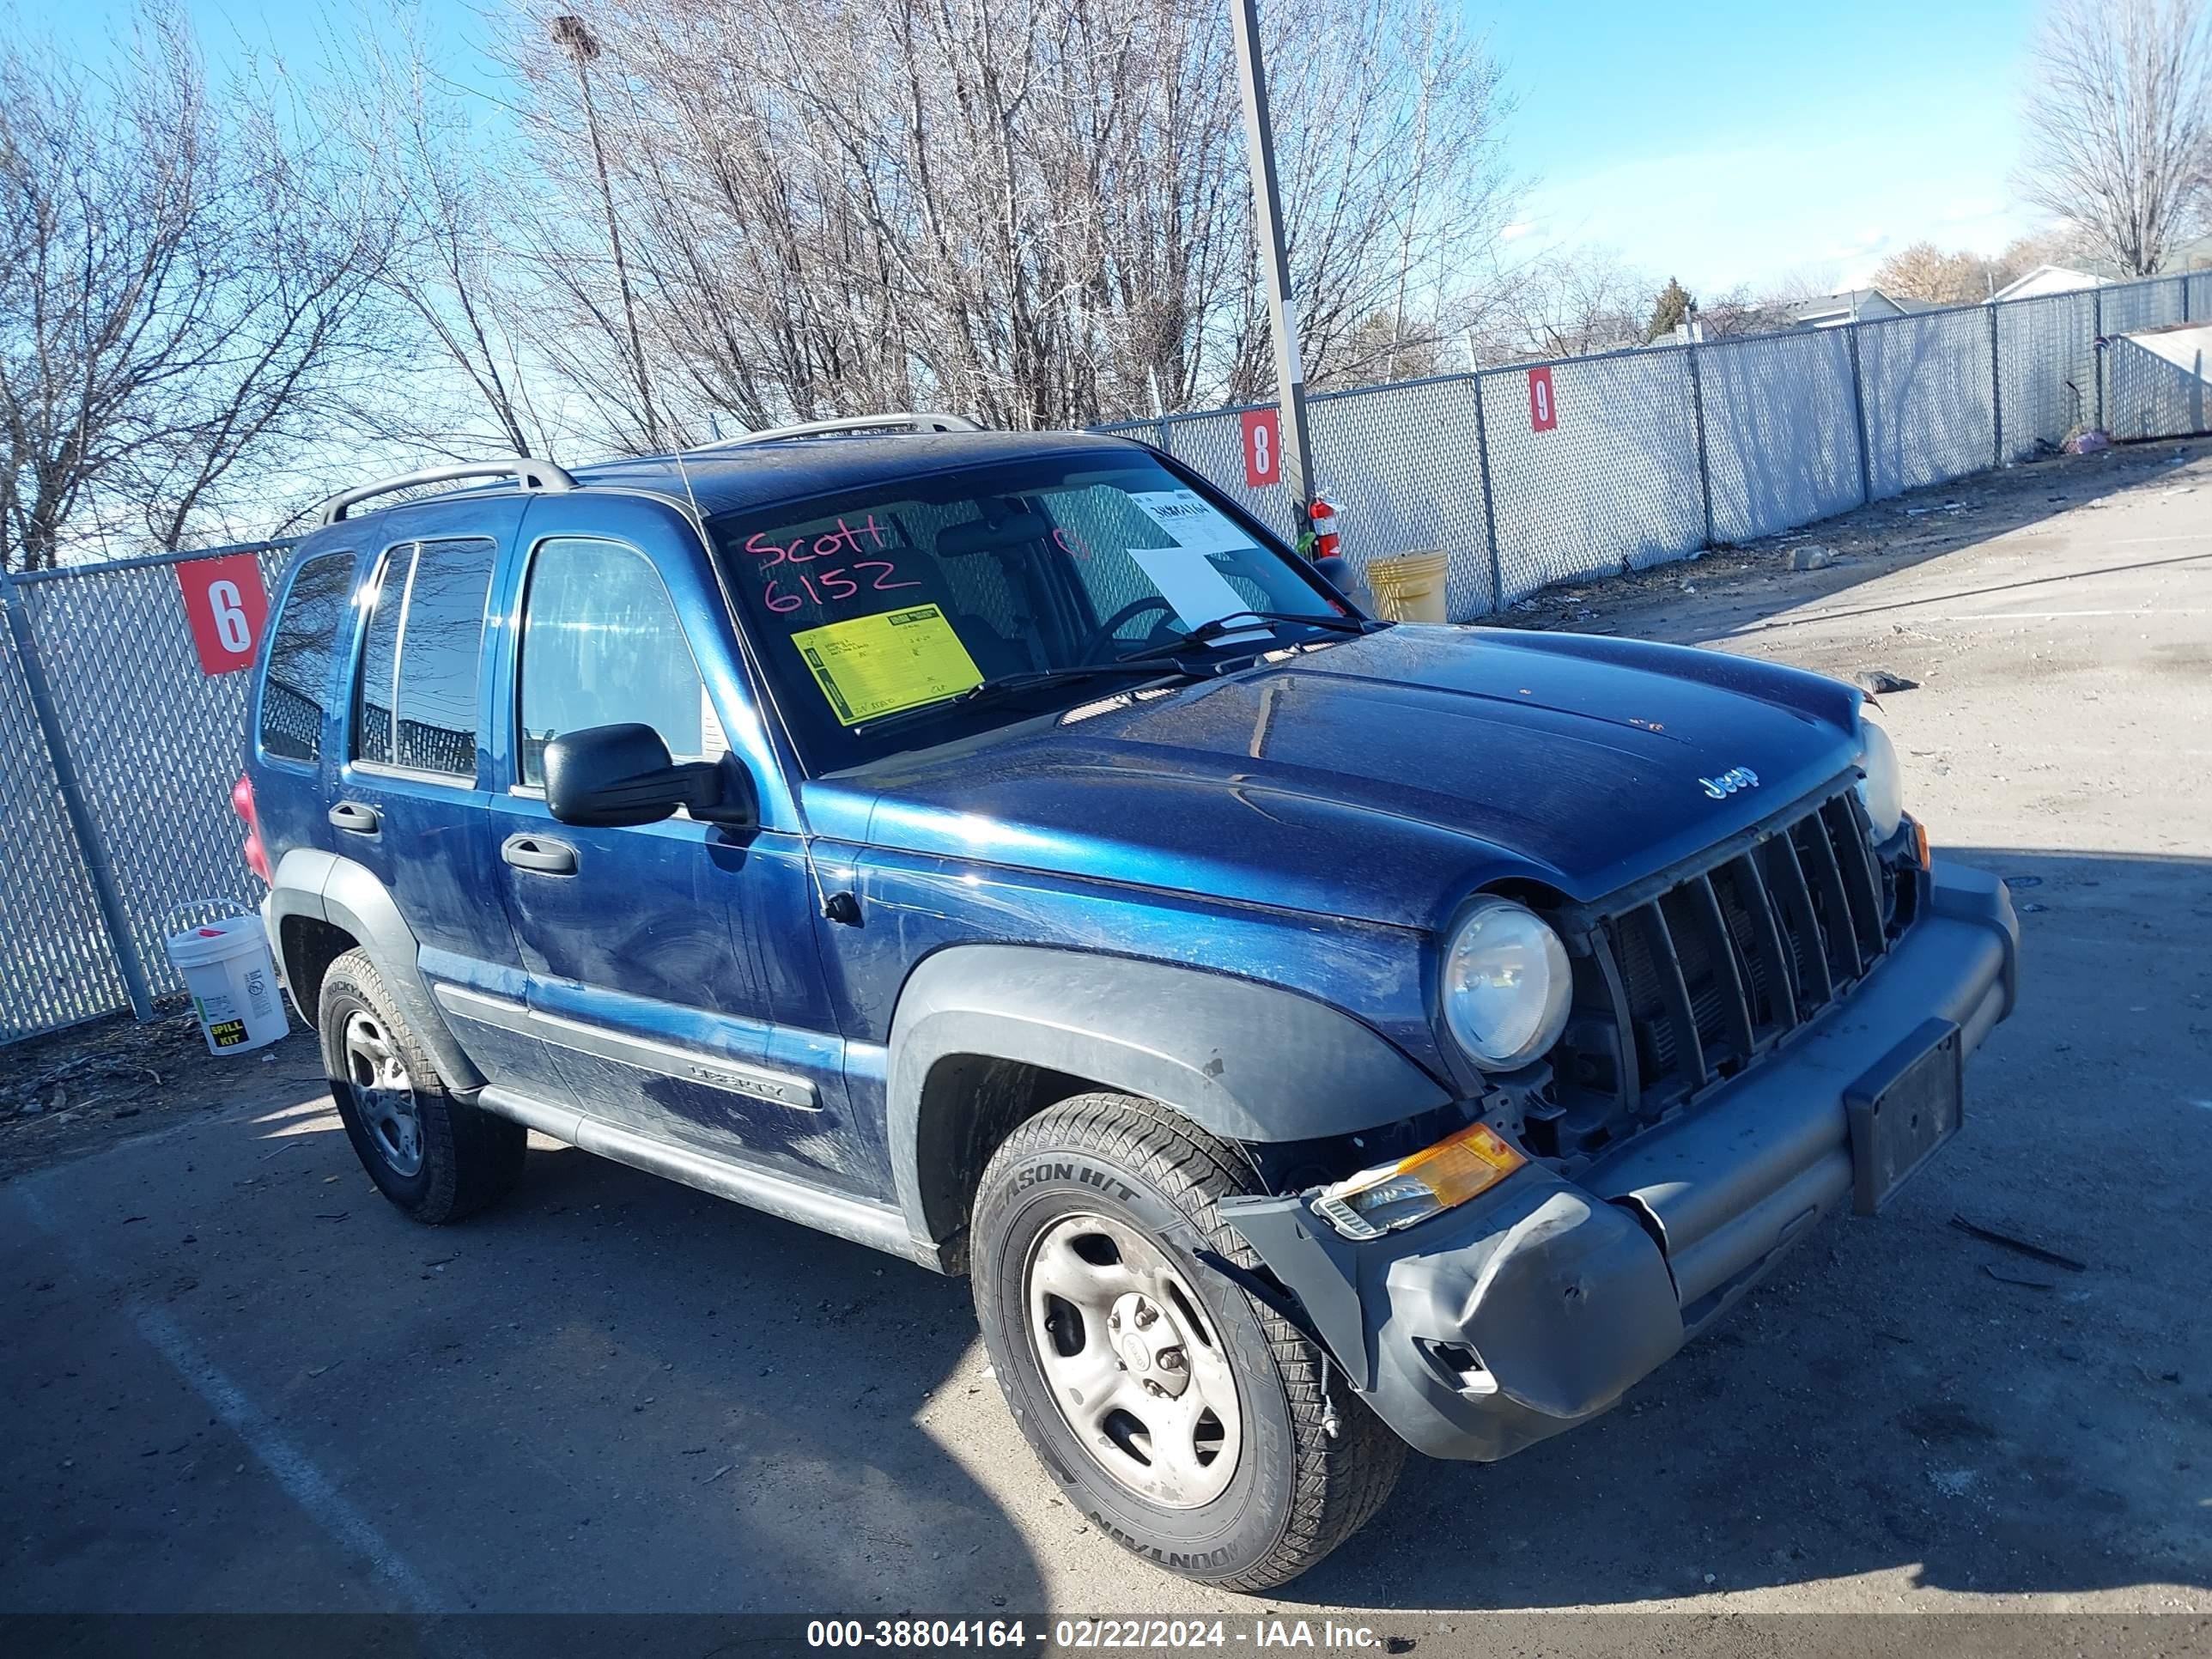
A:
<box><xmin>1486</xmin><ymin>247</ymin><xmax>1651</xmax><ymax>360</ymax></box>
<box><xmin>2021</xmin><ymin>0</ymin><xmax>2212</xmax><ymax>275</ymax></box>
<box><xmin>1759</xmin><ymin>262</ymin><xmax>1846</xmax><ymax>306</ymax></box>
<box><xmin>481</xmin><ymin>0</ymin><xmax>1513</xmax><ymax>444</ymax></box>
<box><xmin>1991</xmin><ymin>223</ymin><xmax>2100</xmax><ymax>283</ymax></box>
<box><xmin>317</xmin><ymin>3</ymin><xmax>556</xmax><ymax>462</ymax></box>
<box><xmin>1693</xmin><ymin>285</ymin><xmax>1798</xmax><ymax>339</ymax></box>
<box><xmin>0</xmin><ymin>5</ymin><xmax>395</xmax><ymax>568</ymax></box>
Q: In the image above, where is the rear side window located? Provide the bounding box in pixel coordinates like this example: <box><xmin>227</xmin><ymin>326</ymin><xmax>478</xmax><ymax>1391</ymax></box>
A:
<box><xmin>516</xmin><ymin>538</ymin><xmax>714</xmax><ymax>787</ymax></box>
<box><xmin>352</xmin><ymin>538</ymin><xmax>497</xmax><ymax>779</ymax></box>
<box><xmin>258</xmin><ymin>552</ymin><xmax>356</xmax><ymax>763</ymax></box>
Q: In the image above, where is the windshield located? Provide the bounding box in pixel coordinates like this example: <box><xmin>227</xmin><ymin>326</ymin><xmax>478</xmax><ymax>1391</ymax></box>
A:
<box><xmin>706</xmin><ymin>452</ymin><xmax>1351</xmax><ymax>771</ymax></box>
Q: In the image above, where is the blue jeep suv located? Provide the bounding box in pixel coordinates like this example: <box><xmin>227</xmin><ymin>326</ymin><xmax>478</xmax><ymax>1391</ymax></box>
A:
<box><xmin>240</xmin><ymin>416</ymin><xmax>2019</xmax><ymax>1589</ymax></box>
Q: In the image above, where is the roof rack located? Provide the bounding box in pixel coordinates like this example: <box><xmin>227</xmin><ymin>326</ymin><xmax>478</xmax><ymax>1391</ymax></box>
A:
<box><xmin>690</xmin><ymin>412</ymin><xmax>981</xmax><ymax>453</ymax></box>
<box><xmin>315</xmin><ymin>459</ymin><xmax>579</xmax><ymax>526</ymax></box>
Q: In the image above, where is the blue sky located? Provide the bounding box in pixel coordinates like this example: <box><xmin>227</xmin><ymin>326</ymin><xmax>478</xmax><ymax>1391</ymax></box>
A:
<box><xmin>47</xmin><ymin>0</ymin><xmax>2049</xmax><ymax>299</ymax></box>
<box><xmin>1482</xmin><ymin>0</ymin><xmax>2045</xmax><ymax>293</ymax></box>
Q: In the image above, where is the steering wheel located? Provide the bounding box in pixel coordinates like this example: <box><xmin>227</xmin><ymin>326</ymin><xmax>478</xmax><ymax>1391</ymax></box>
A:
<box><xmin>1078</xmin><ymin>595</ymin><xmax>1180</xmax><ymax>661</ymax></box>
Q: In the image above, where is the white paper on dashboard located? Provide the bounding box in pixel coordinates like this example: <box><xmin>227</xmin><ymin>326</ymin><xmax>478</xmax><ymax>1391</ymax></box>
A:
<box><xmin>1127</xmin><ymin>489</ymin><xmax>1259</xmax><ymax>556</ymax></box>
<box><xmin>1126</xmin><ymin>548</ymin><xmax>1270</xmax><ymax>645</ymax></box>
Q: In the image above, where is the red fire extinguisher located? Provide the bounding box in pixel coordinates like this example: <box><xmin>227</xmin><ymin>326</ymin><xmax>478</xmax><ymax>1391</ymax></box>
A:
<box><xmin>1298</xmin><ymin>496</ymin><xmax>1342</xmax><ymax>562</ymax></box>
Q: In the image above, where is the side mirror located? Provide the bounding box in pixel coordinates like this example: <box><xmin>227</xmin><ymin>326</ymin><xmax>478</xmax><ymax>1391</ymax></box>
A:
<box><xmin>542</xmin><ymin>722</ymin><xmax>757</xmax><ymax>830</ymax></box>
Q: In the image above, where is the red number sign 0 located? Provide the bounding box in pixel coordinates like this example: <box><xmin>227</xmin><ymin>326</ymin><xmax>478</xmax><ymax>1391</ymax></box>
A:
<box><xmin>1528</xmin><ymin>366</ymin><xmax>1558</xmax><ymax>433</ymax></box>
<box><xmin>1241</xmin><ymin>408</ymin><xmax>1281</xmax><ymax>488</ymax></box>
<box><xmin>175</xmin><ymin>554</ymin><xmax>270</xmax><ymax>678</ymax></box>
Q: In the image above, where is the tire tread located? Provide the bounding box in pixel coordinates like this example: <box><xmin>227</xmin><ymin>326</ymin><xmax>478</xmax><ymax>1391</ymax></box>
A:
<box><xmin>319</xmin><ymin>948</ymin><xmax>524</xmax><ymax>1224</ymax></box>
<box><xmin>981</xmin><ymin>1091</ymin><xmax>1401</xmax><ymax>1591</ymax></box>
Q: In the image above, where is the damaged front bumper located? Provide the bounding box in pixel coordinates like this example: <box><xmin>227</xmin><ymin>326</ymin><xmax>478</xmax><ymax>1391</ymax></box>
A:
<box><xmin>1221</xmin><ymin>860</ymin><xmax>2020</xmax><ymax>1462</ymax></box>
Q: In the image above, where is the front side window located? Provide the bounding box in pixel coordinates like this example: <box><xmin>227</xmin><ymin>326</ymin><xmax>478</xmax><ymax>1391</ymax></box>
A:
<box><xmin>258</xmin><ymin>552</ymin><xmax>356</xmax><ymax>763</ymax></box>
<box><xmin>515</xmin><ymin>538</ymin><xmax>714</xmax><ymax>788</ymax></box>
<box><xmin>352</xmin><ymin>538</ymin><xmax>496</xmax><ymax>779</ymax></box>
<box><xmin>707</xmin><ymin>452</ymin><xmax>1340</xmax><ymax>771</ymax></box>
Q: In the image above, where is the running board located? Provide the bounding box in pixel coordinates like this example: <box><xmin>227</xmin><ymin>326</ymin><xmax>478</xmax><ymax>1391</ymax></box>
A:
<box><xmin>476</xmin><ymin>1086</ymin><xmax>942</xmax><ymax>1271</ymax></box>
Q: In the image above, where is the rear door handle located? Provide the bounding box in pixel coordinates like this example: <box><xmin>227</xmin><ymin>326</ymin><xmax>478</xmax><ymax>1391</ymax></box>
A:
<box><xmin>501</xmin><ymin>833</ymin><xmax>578</xmax><ymax>876</ymax></box>
<box><xmin>329</xmin><ymin>800</ymin><xmax>380</xmax><ymax>835</ymax></box>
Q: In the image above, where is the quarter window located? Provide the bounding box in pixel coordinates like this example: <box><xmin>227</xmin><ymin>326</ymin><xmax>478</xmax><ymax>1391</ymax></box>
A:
<box><xmin>352</xmin><ymin>538</ymin><xmax>496</xmax><ymax>779</ymax></box>
<box><xmin>257</xmin><ymin>552</ymin><xmax>356</xmax><ymax>763</ymax></box>
<box><xmin>516</xmin><ymin>538</ymin><xmax>714</xmax><ymax>788</ymax></box>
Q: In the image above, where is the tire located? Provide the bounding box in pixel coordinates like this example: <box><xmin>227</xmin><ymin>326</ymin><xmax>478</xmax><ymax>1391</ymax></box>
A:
<box><xmin>318</xmin><ymin>948</ymin><xmax>525</xmax><ymax>1224</ymax></box>
<box><xmin>971</xmin><ymin>1092</ymin><xmax>1403</xmax><ymax>1590</ymax></box>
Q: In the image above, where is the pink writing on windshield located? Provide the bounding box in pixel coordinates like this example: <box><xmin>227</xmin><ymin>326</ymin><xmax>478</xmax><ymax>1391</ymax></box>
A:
<box><xmin>761</xmin><ymin>560</ymin><xmax>920</xmax><ymax>614</ymax></box>
<box><xmin>744</xmin><ymin>514</ymin><xmax>890</xmax><ymax>566</ymax></box>
<box><xmin>744</xmin><ymin>514</ymin><xmax>921</xmax><ymax>613</ymax></box>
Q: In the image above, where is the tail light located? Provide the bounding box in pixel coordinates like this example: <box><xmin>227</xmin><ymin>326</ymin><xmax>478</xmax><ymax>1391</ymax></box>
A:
<box><xmin>233</xmin><ymin>774</ymin><xmax>271</xmax><ymax>884</ymax></box>
<box><xmin>1306</xmin><ymin>497</ymin><xmax>1341</xmax><ymax>562</ymax></box>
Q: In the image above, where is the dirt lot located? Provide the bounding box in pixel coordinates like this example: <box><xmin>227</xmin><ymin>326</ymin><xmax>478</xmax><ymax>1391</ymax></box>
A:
<box><xmin>0</xmin><ymin>1010</ymin><xmax>323</xmax><ymax>1184</ymax></box>
<box><xmin>4</xmin><ymin>441</ymin><xmax>2209</xmax><ymax>1648</ymax></box>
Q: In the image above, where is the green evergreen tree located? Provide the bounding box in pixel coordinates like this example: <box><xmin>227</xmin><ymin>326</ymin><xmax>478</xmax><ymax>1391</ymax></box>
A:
<box><xmin>1644</xmin><ymin>276</ymin><xmax>1694</xmax><ymax>343</ymax></box>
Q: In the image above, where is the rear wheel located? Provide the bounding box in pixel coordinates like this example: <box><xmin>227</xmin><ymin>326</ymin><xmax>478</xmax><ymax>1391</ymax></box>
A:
<box><xmin>318</xmin><ymin>949</ymin><xmax>525</xmax><ymax>1224</ymax></box>
<box><xmin>970</xmin><ymin>1092</ymin><xmax>1402</xmax><ymax>1589</ymax></box>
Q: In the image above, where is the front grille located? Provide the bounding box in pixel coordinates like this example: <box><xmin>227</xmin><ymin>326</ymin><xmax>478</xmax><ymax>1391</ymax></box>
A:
<box><xmin>1531</xmin><ymin>789</ymin><xmax>1915</xmax><ymax>1159</ymax></box>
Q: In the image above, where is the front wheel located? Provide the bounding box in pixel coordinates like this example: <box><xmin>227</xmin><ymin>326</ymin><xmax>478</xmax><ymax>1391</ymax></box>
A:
<box><xmin>970</xmin><ymin>1093</ymin><xmax>1402</xmax><ymax>1589</ymax></box>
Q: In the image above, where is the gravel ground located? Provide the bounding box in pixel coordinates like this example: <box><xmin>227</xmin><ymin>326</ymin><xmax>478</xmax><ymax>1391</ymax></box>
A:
<box><xmin>3</xmin><ymin>440</ymin><xmax>2209</xmax><ymax>1652</ymax></box>
<box><xmin>0</xmin><ymin>1010</ymin><xmax>321</xmax><ymax>1184</ymax></box>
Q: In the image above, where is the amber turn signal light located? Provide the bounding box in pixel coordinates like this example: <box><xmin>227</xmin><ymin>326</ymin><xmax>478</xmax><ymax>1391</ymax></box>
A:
<box><xmin>1311</xmin><ymin>1121</ymin><xmax>1526</xmax><ymax>1241</ymax></box>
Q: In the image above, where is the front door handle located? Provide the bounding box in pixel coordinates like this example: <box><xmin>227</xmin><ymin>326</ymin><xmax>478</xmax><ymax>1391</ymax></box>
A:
<box><xmin>329</xmin><ymin>800</ymin><xmax>380</xmax><ymax>835</ymax></box>
<box><xmin>501</xmin><ymin>833</ymin><xmax>578</xmax><ymax>876</ymax></box>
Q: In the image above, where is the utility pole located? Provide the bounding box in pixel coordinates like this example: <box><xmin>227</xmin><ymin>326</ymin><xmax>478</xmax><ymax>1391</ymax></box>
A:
<box><xmin>1228</xmin><ymin>0</ymin><xmax>1315</xmax><ymax>520</ymax></box>
<box><xmin>550</xmin><ymin>15</ymin><xmax>664</xmax><ymax>452</ymax></box>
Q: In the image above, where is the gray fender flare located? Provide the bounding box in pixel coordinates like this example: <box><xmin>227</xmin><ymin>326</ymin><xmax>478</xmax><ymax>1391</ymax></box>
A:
<box><xmin>885</xmin><ymin>944</ymin><xmax>1450</xmax><ymax>1249</ymax></box>
<box><xmin>264</xmin><ymin>848</ymin><xmax>487</xmax><ymax>1093</ymax></box>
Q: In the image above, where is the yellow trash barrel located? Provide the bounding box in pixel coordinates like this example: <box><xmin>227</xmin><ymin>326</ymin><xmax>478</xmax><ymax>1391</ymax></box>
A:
<box><xmin>1364</xmin><ymin>550</ymin><xmax>1450</xmax><ymax>623</ymax></box>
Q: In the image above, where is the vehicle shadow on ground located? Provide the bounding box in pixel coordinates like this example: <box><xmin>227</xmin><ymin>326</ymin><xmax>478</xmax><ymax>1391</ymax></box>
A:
<box><xmin>398</xmin><ymin>1141</ymin><xmax>1040</xmax><ymax>1614</ymax></box>
<box><xmin>3</xmin><ymin>1096</ymin><xmax>1046</xmax><ymax>1616</ymax></box>
<box><xmin>1281</xmin><ymin>847</ymin><xmax>2210</xmax><ymax>1611</ymax></box>
<box><xmin>1496</xmin><ymin>434</ymin><xmax>2210</xmax><ymax>648</ymax></box>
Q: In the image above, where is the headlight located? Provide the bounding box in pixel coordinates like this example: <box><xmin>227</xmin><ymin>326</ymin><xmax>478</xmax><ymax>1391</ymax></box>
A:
<box><xmin>1441</xmin><ymin>896</ymin><xmax>1572</xmax><ymax>1071</ymax></box>
<box><xmin>1856</xmin><ymin>716</ymin><xmax>1905</xmax><ymax>841</ymax></box>
<box><xmin>1313</xmin><ymin>1121</ymin><xmax>1526</xmax><ymax>1240</ymax></box>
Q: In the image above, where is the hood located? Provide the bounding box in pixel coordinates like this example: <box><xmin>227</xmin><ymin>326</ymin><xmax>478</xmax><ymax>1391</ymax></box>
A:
<box><xmin>803</xmin><ymin>625</ymin><xmax>1867</xmax><ymax>932</ymax></box>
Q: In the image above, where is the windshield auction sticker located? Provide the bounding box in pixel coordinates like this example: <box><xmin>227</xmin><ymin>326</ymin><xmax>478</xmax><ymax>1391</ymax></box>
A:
<box><xmin>1127</xmin><ymin>489</ymin><xmax>1256</xmax><ymax>555</ymax></box>
<box><xmin>791</xmin><ymin>604</ymin><xmax>984</xmax><ymax>726</ymax></box>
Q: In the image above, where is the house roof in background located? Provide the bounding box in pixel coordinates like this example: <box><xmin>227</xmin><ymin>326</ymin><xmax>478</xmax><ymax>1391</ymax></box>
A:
<box><xmin>1784</xmin><ymin>288</ymin><xmax>1904</xmax><ymax>325</ymax></box>
<box><xmin>1990</xmin><ymin>264</ymin><xmax>2105</xmax><ymax>302</ymax></box>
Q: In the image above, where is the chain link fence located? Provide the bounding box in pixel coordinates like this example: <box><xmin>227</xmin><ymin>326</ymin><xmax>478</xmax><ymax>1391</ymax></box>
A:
<box><xmin>0</xmin><ymin>543</ymin><xmax>292</xmax><ymax>1042</ymax></box>
<box><xmin>0</xmin><ymin>613</ymin><xmax>127</xmax><ymax>1034</ymax></box>
<box><xmin>3</xmin><ymin>274</ymin><xmax>2209</xmax><ymax>1043</ymax></box>
<box><xmin>2110</xmin><ymin>331</ymin><xmax>2212</xmax><ymax>440</ymax></box>
<box><xmin>1699</xmin><ymin>325</ymin><xmax>1864</xmax><ymax>542</ymax></box>
<box><xmin>1996</xmin><ymin>289</ymin><xmax>2100</xmax><ymax>460</ymax></box>
<box><xmin>1103</xmin><ymin>270</ymin><xmax>2210</xmax><ymax>609</ymax></box>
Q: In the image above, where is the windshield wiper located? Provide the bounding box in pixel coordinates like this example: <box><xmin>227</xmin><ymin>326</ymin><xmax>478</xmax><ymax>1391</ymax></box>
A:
<box><xmin>1112</xmin><ymin>609</ymin><xmax>1385</xmax><ymax>664</ymax></box>
<box><xmin>850</xmin><ymin>660</ymin><xmax>1208</xmax><ymax>736</ymax></box>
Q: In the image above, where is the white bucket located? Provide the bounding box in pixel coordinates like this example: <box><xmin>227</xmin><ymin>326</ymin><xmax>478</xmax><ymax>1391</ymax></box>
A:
<box><xmin>164</xmin><ymin>913</ymin><xmax>289</xmax><ymax>1055</ymax></box>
